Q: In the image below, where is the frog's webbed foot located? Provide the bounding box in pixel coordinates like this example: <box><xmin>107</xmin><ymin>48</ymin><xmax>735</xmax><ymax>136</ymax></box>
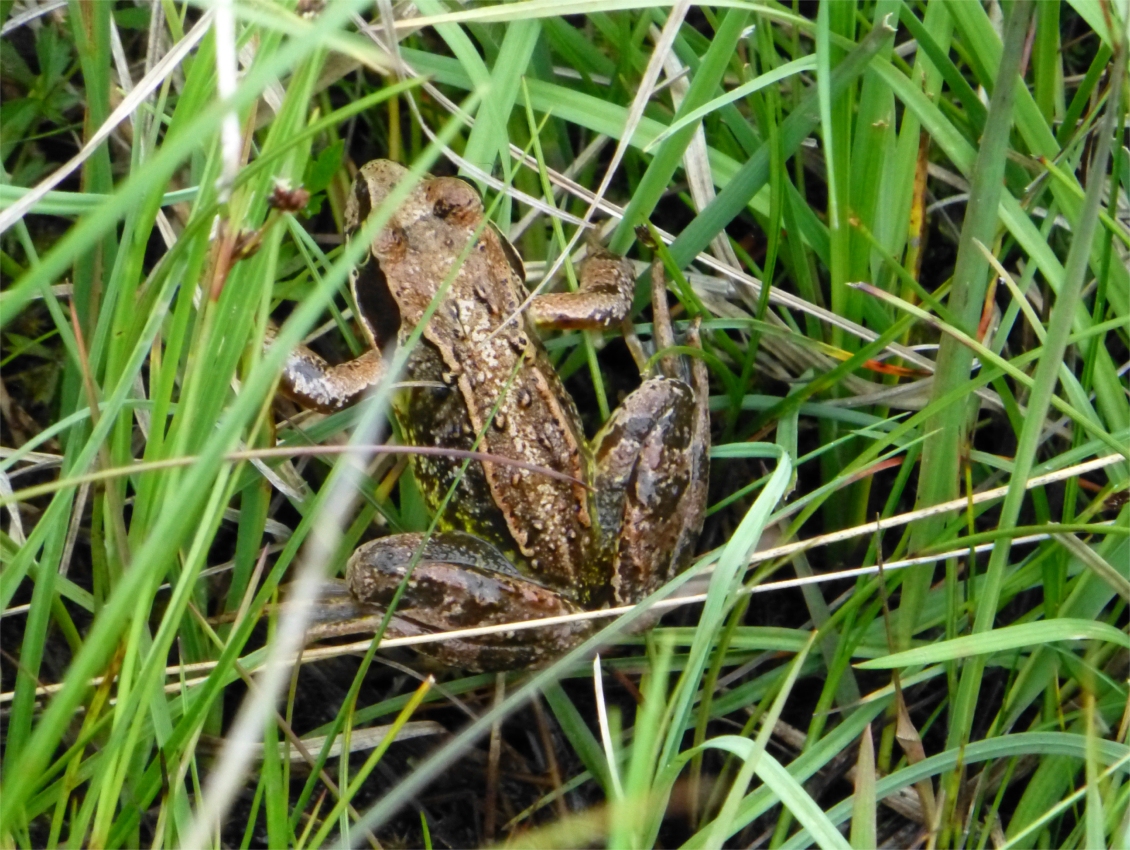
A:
<box><xmin>342</xmin><ymin>532</ymin><xmax>593</xmax><ymax>672</ymax></box>
<box><xmin>526</xmin><ymin>247</ymin><xmax>636</xmax><ymax>330</ymax></box>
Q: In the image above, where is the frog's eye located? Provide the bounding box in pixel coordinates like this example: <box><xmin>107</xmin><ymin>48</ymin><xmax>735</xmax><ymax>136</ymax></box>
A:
<box><xmin>427</xmin><ymin>178</ymin><xmax>482</xmax><ymax>227</ymax></box>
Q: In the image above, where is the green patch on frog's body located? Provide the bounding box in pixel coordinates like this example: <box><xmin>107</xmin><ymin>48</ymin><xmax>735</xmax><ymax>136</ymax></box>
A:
<box><xmin>394</xmin><ymin>342</ymin><xmax>532</xmax><ymax>572</ymax></box>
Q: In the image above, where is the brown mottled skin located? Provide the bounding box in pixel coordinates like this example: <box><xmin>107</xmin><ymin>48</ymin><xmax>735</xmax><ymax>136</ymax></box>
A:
<box><xmin>280</xmin><ymin>160</ymin><xmax>710</xmax><ymax>671</ymax></box>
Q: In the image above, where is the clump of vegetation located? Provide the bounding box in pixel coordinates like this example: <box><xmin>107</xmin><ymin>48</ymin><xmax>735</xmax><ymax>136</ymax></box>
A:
<box><xmin>1</xmin><ymin>2</ymin><xmax>1127</xmax><ymax>847</ymax></box>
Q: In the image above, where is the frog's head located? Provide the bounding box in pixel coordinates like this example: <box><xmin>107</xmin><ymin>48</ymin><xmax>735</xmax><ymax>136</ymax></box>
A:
<box><xmin>346</xmin><ymin>160</ymin><xmax>485</xmax><ymax>237</ymax></box>
<box><xmin>343</xmin><ymin>159</ymin><xmax>497</xmax><ymax>340</ymax></box>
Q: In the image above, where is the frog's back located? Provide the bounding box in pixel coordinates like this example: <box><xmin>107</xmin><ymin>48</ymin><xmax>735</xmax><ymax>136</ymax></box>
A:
<box><xmin>363</xmin><ymin>163</ymin><xmax>605</xmax><ymax>599</ymax></box>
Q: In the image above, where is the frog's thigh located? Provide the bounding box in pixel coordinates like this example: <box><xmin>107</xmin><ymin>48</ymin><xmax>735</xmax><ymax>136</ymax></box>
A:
<box><xmin>346</xmin><ymin>532</ymin><xmax>592</xmax><ymax>670</ymax></box>
<box><xmin>593</xmin><ymin>376</ymin><xmax>704</xmax><ymax>604</ymax></box>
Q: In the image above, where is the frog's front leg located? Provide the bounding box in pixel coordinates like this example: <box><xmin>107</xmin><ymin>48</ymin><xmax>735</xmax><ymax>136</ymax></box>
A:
<box><xmin>272</xmin><ymin>249</ymin><xmax>396</xmax><ymax>412</ymax></box>
<box><xmin>276</xmin><ymin>341</ymin><xmax>386</xmax><ymax>413</ymax></box>
<box><xmin>345</xmin><ymin>531</ymin><xmax>594</xmax><ymax>671</ymax></box>
<box><xmin>526</xmin><ymin>247</ymin><xmax>637</xmax><ymax>329</ymax></box>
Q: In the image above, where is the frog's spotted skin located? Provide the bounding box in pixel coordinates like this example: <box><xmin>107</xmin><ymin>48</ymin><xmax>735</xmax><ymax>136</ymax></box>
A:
<box><xmin>281</xmin><ymin>160</ymin><xmax>710</xmax><ymax>671</ymax></box>
<box><xmin>350</xmin><ymin>161</ymin><xmax>596</xmax><ymax>595</ymax></box>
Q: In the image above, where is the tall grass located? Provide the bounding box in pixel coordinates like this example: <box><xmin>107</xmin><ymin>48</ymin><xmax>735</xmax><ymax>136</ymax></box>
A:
<box><xmin>1</xmin><ymin>1</ymin><xmax>1127</xmax><ymax>847</ymax></box>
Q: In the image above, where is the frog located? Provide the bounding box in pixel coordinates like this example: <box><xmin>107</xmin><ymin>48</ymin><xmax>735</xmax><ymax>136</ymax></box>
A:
<box><xmin>281</xmin><ymin>159</ymin><xmax>710</xmax><ymax>671</ymax></box>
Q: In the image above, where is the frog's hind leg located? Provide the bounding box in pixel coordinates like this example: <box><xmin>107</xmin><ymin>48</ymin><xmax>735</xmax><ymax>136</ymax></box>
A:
<box><xmin>676</xmin><ymin>316</ymin><xmax>711</xmax><ymax>576</ymax></box>
<box><xmin>651</xmin><ymin>262</ymin><xmax>711</xmax><ymax>572</ymax></box>
<box><xmin>344</xmin><ymin>532</ymin><xmax>593</xmax><ymax>672</ymax></box>
<box><xmin>591</xmin><ymin>374</ymin><xmax>709</xmax><ymax>606</ymax></box>
<box><xmin>592</xmin><ymin>256</ymin><xmax>711</xmax><ymax>606</ymax></box>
